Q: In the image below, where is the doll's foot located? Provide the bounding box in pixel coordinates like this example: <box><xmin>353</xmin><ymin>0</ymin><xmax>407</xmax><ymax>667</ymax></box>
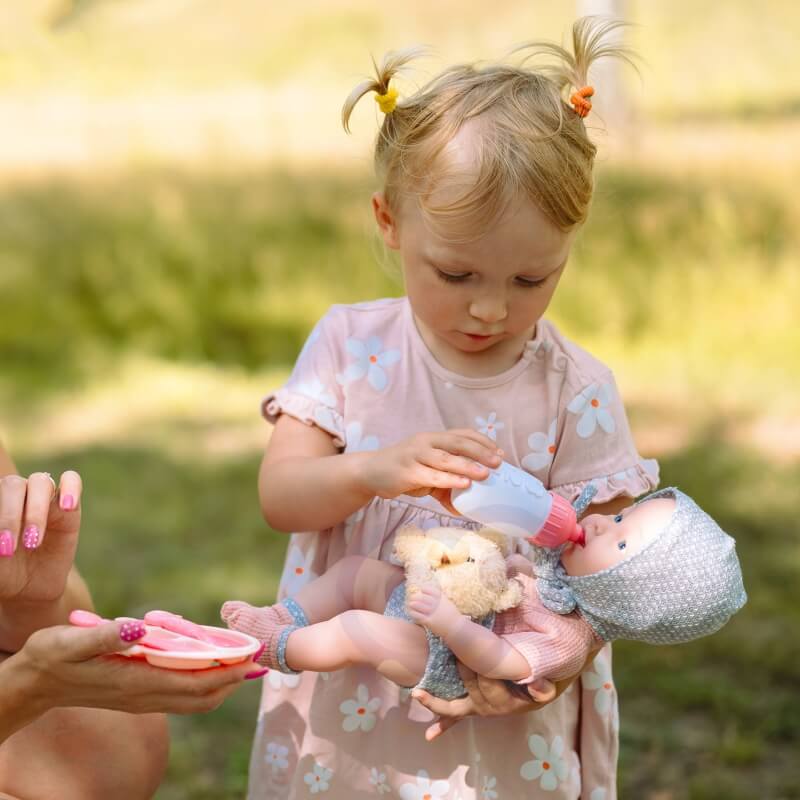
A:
<box><xmin>220</xmin><ymin>601</ymin><xmax>299</xmax><ymax>672</ymax></box>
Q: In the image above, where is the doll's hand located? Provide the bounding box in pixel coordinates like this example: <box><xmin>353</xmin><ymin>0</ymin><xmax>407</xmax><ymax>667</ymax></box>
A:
<box><xmin>406</xmin><ymin>582</ymin><xmax>462</xmax><ymax>636</ymax></box>
<box><xmin>356</xmin><ymin>429</ymin><xmax>502</xmax><ymax>502</ymax></box>
<box><xmin>0</xmin><ymin>470</ymin><xmax>82</xmax><ymax>604</ymax></box>
<box><xmin>413</xmin><ymin>644</ymin><xmax>605</xmax><ymax>741</ymax></box>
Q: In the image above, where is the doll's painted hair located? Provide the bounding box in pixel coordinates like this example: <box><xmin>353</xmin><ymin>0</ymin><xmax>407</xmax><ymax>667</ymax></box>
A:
<box><xmin>342</xmin><ymin>17</ymin><xmax>636</xmax><ymax>238</ymax></box>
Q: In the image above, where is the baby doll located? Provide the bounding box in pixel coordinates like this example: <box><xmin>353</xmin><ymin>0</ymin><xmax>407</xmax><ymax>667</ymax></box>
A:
<box><xmin>221</xmin><ymin>488</ymin><xmax>746</xmax><ymax>699</ymax></box>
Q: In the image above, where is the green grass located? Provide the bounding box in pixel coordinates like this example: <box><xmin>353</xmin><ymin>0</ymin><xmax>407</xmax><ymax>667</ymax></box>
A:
<box><xmin>2</xmin><ymin>163</ymin><xmax>799</xmax><ymax>798</ymax></box>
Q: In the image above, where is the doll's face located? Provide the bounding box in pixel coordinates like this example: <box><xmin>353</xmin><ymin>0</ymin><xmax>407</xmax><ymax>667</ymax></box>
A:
<box><xmin>560</xmin><ymin>498</ymin><xmax>676</xmax><ymax>577</ymax></box>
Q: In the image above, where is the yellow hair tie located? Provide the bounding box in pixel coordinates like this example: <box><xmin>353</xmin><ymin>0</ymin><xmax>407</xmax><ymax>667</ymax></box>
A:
<box><xmin>374</xmin><ymin>86</ymin><xmax>399</xmax><ymax>115</ymax></box>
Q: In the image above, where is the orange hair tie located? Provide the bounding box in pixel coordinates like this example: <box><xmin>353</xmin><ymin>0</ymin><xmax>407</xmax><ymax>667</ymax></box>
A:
<box><xmin>570</xmin><ymin>85</ymin><xmax>594</xmax><ymax>118</ymax></box>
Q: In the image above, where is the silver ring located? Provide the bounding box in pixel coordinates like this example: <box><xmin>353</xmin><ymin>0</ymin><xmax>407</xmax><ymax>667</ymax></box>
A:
<box><xmin>43</xmin><ymin>472</ymin><xmax>58</xmax><ymax>495</ymax></box>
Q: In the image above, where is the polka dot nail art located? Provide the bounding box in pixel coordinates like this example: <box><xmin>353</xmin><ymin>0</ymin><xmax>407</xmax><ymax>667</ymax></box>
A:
<box><xmin>120</xmin><ymin>620</ymin><xmax>146</xmax><ymax>642</ymax></box>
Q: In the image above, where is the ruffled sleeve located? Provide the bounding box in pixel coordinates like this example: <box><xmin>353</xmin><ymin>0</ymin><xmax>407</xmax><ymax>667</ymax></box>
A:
<box><xmin>548</xmin><ymin>371</ymin><xmax>659</xmax><ymax>504</ymax></box>
<box><xmin>261</xmin><ymin>309</ymin><xmax>347</xmax><ymax>447</ymax></box>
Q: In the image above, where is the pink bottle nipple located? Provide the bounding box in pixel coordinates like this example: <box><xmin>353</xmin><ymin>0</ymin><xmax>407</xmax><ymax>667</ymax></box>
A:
<box><xmin>528</xmin><ymin>494</ymin><xmax>586</xmax><ymax>549</ymax></box>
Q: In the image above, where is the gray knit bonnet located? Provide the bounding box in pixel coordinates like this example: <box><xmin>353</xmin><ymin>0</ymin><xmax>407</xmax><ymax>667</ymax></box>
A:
<box><xmin>534</xmin><ymin>488</ymin><xmax>747</xmax><ymax>644</ymax></box>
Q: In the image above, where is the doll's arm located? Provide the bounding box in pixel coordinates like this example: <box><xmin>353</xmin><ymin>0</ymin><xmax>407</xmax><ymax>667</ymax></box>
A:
<box><xmin>406</xmin><ymin>584</ymin><xmax>531</xmax><ymax>682</ymax></box>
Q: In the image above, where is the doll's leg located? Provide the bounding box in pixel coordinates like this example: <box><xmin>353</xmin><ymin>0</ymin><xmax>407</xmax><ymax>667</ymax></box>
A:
<box><xmin>222</xmin><ymin>556</ymin><xmax>404</xmax><ymax>669</ymax></box>
<box><xmin>222</xmin><ymin>556</ymin><xmax>403</xmax><ymax>637</ymax></box>
<box><xmin>287</xmin><ymin>555</ymin><xmax>404</xmax><ymax>620</ymax></box>
<box><xmin>284</xmin><ymin>610</ymin><xmax>428</xmax><ymax>687</ymax></box>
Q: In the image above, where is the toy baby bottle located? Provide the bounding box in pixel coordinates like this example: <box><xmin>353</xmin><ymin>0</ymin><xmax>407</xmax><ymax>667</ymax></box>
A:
<box><xmin>450</xmin><ymin>461</ymin><xmax>585</xmax><ymax>548</ymax></box>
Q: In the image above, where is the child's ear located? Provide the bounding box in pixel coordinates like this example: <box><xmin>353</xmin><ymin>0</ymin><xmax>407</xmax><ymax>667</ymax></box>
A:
<box><xmin>392</xmin><ymin>527</ymin><xmax>427</xmax><ymax>566</ymax></box>
<box><xmin>372</xmin><ymin>192</ymin><xmax>400</xmax><ymax>250</ymax></box>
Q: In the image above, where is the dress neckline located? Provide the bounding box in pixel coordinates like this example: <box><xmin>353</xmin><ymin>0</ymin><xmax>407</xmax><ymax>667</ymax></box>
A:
<box><xmin>402</xmin><ymin>297</ymin><xmax>541</xmax><ymax>389</ymax></box>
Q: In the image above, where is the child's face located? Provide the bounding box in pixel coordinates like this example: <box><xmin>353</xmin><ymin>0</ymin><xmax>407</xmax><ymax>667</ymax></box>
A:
<box><xmin>372</xmin><ymin>132</ymin><xmax>573</xmax><ymax>373</ymax></box>
<box><xmin>560</xmin><ymin>498</ymin><xmax>676</xmax><ymax>577</ymax></box>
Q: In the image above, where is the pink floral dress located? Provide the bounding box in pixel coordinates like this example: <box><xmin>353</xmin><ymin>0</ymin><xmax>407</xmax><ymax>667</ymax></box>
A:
<box><xmin>249</xmin><ymin>298</ymin><xmax>658</xmax><ymax>799</ymax></box>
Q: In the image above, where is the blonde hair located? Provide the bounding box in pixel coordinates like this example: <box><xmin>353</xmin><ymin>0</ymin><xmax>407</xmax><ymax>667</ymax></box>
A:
<box><xmin>342</xmin><ymin>17</ymin><xmax>636</xmax><ymax>237</ymax></box>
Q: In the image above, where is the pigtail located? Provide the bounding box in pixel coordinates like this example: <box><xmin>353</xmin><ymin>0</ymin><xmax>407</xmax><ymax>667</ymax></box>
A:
<box><xmin>341</xmin><ymin>46</ymin><xmax>429</xmax><ymax>134</ymax></box>
<box><xmin>511</xmin><ymin>16</ymin><xmax>638</xmax><ymax>117</ymax></box>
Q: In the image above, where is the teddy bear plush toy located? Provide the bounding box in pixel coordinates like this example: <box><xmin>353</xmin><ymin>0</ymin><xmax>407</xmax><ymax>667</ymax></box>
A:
<box><xmin>391</xmin><ymin>525</ymin><xmax>524</xmax><ymax>621</ymax></box>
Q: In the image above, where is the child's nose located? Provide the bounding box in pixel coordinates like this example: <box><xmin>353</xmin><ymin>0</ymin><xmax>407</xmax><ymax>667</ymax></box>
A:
<box><xmin>469</xmin><ymin>296</ymin><xmax>507</xmax><ymax>323</ymax></box>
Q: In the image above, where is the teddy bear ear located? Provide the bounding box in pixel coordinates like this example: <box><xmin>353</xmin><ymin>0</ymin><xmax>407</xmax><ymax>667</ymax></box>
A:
<box><xmin>476</xmin><ymin>527</ymin><xmax>513</xmax><ymax>556</ymax></box>
<box><xmin>392</xmin><ymin>527</ymin><xmax>428</xmax><ymax>565</ymax></box>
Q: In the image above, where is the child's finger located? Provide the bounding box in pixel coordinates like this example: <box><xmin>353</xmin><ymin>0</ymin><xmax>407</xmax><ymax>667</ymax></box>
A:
<box><xmin>20</xmin><ymin>471</ymin><xmax>58</xmax><ymax>550</ymax></box>
<box><xmin>424</xmin><ymin>449</ymin><xmax>491</xmax><ymax>481</ymax></box>
<box><xmin>429</xmin><ymin>434</ymin><xmax>501</xmax><ymax>470</ymax></box>
<box><xmin>443</xmin><ymin>429</ymin><xmax>503</xmax><ymax>458</ymax></box>
<box><xmin>424</xmin><ymin>715</ymin><xmax>461</xmax><ymax>742</ymax></box>
<box><xmin>57</xmin><ymin>470</ymin><xmax>82</xmax><ymax>513</ymax></box>
<box><xmin>409</xmin><ymin>464</ymin><xmax>472</xmax><ymax>492</ymax></box>
<box><xmin>0</xmin><ymin>474</ymin><xmax>27</xmax><ymax>555</ymax></box>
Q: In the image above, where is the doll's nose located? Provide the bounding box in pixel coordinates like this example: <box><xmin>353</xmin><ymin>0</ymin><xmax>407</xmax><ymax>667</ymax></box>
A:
<box><xmin>440</xmin><ymin>554</ymin><xmax>451</xmax><ymax>566</ymax></box>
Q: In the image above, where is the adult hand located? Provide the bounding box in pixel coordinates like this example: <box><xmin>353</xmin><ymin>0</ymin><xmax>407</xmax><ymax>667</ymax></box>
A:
<box><xmin>413</xmin><ymin>645</ymin><xmax>603</xmax><ymax>742</ymax></box>
<box><xmin>358</xmin><ymin>429</ymin><xmax>502</xmax><ymax>502</ymax></box>
<box><xmin>11</xmin><ymin>620</ymin><xmax>257</xmax><ymax>722</ymax></box>
<box><xmin>0</xmin><ymin>470</ymin><xmax>82</xmax><ymax>603</ymax></box>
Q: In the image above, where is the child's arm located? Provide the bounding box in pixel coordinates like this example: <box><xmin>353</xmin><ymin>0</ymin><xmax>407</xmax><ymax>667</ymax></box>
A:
<box><xmin>406</xmin><ymin>583</ymin><xmax>531</xmax><ymax>682</ymax></box>
<box><xmin>260</xmin><ymin>415</ymin><xmax>501</xmax><ymax>532</ymax></box>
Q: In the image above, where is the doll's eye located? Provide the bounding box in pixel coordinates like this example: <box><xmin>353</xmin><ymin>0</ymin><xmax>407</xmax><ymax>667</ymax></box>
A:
<box><xmin>466</xmin><ymin>556</ymin><xmax>475</xmax><ymax>563</ymax></box>
<box><xmin>614</xmin><ymin>514</ymin><xmax>624</xmax><ymax>523</ymax></box>
<box><xmin>617</xmin><ymin>540</ymin><xmax>627</xmax><ymax>550</ymax></box>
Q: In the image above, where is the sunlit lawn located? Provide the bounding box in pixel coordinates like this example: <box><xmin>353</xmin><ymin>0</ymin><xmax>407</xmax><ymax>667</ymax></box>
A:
<box><xmin>2</xmin><ymin>162</ymin><xmax>799</xmax><ymax>799</ymax></box>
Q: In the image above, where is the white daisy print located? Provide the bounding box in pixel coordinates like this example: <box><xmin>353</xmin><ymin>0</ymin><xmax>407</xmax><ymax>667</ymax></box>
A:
<box><xmin>264</xmin><ymin>741</ymin><xmax>289</xmax><ymax>775</ymax></box>
<box><xmin>279</xmin><ymin>544</ymin><xmax>317</xmax><ymax>598</ymax></box>
<box><xmin>265</xmin><ymin>669</ymin><xmax>301</xmax><ymax>690</ymax></box>
<box><xmin>582</xmin><ymin>658</ymin><xmax>615</xmax><ymax>715</ymax></box>
<box><xmin>398</xmin><ymin>770</ymin><xmax>450</xmax><ymax>799</ymax></box>
<box><xmin>336</xmin><ymin>336</ymin><xmax>400</xmax><ymax>392</ymax></box>
<box><xmin>566</xmin><ymin>383</ymin><xmax>616</xmax><ymax>439</ymax></box>
<box><xmin>340</xmin><ymin>683</ymin><xmax>381</xmax><ymax>732</ymax></box>
<box><xmin>482</xmin><ymin>775</ymin><xmax>499</xmax><ymax>799</ymax></box>
<box><xmin>369</xmin><ymin>767</ymin><xmax>392</xmax><ymax>795</ymax></box>
<box><xmin>345</xmin><ymin>421</ymin><xmax>379</xmax><ymax>452</ymax></box>
<box><xmin>304</xmin><ymin>761</ymin><xmax>332</xmax><ymax>794</ymax></box>
<box><xmin>522</xmin><ymin>419</ymin><xmax>557</xmax><ymax>471</ymax></box>
<box><xmin>520</xmin><ymin>734</ymin><xmax>569</xmax><ymax>791</ymax></box>
<box><xmin>476</xmin><ymin>411</ymin><xmax>505</xmax><ymax>441</ymax></box>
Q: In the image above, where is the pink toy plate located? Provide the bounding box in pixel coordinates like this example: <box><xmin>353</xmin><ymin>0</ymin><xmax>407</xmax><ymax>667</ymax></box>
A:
<box><xmin>69</xmin><ymin>609</ymin><xmax>261</xmax><ymax>670</ymax></box>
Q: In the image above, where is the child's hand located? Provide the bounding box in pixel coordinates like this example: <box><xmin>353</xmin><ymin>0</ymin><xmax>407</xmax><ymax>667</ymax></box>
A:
<box><xmin>406</xmin><ymin>582</ymin><xmax>462</xmax><ymax>636</ymax></box>
<box><xmin>356</xmin><ymin>429</ymin><xmax>502</xmax><ymax>502</ymax></box>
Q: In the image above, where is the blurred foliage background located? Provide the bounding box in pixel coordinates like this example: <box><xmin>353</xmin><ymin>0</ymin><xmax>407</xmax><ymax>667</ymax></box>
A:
<box><xmin>1</xmin><ymin>1</ymin><xmax>798</xmax><ymax>798</ymax></box>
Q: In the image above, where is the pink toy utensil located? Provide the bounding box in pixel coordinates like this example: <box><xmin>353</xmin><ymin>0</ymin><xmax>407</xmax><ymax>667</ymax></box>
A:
<box><xmin>451</xmin><ymin>461</ymin><xmax>585</xmax><ymax>548</ymax></box>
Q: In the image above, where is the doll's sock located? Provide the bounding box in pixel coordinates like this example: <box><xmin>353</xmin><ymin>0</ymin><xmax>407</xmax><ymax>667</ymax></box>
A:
<box><xmin>220</xmin><ymin>600</ymin><xmax>307</xmax><ymax>672</ymax></box>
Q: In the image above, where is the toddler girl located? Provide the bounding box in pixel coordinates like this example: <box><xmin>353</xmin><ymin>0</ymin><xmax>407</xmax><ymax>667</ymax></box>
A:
<box><xmin>223</xmin><ymin>488</ymin><xmax>745</xmax><ymax>700</ymax></box>
<box><xmin>245</xmin><ymin>17</ymin><xmax>655</xmax><ymax>800</ymax></box>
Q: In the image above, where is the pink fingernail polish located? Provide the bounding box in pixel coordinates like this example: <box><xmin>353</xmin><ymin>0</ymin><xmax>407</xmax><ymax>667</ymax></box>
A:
<box><xmin>0</xmin><ymin>530</ymin><xmax>13</xmax><ymax>557</ymax></box>
<box><xmin>253</xmin><ymin>643</ymin><xmax>266</xmax><ymax>661</ymax></box>
<box><xmin>120</xmin><ymin>620</ymin><xmax>146</xmax><ymax>642</ymax></box>
<box><xmin>23</xmin><ymin>525</ymin><xmax>40</xmax><ymax>550</ymax></box>
<box><xmin>245</xmin><ymin>668</ymin><xmax>269</xmax><ymax>680</ymax></box>
<box><xmin>60</xmin><ymin>494</ymin><xmax>75</xmax><ymax>511</ymax></box>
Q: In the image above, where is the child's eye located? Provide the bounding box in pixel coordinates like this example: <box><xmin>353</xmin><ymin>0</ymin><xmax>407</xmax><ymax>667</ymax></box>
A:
<box><xmin>617</xmin><ymin>540</ymin><xmax>627</xmax><ymax>550</ymax></box>
<box><xmin>613</xmin><ymin>514</ymin><xmax>624</xmax><ymax>523</ymax></box>
<box><xmin>515</xmin><ymin>276</ymin><xmax>548</xmax><ymax>289</ymax></box>
<box><xmin>435</xmin><ymin>269</ymin><xmax>470</xmax><ymax>283</ymax></box>
<box><xmin>466</xmin><ymin>556</ymin><xmax>475</xmax><ymax>563</ymax></box>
